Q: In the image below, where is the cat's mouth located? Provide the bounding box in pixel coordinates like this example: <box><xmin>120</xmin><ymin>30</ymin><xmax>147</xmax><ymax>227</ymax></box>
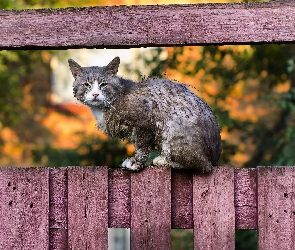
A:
<box><xmin>84</xmin><ymin>99</ymin><xmax>104</xmax><ymax>106</ymax></box>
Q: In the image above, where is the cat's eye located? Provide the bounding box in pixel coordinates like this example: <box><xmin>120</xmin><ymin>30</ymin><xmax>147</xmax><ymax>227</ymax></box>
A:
<box><xmin>100</xmin><ymin>82</ymin><xmax>108</xmax><ymax>89</ymax></box>
<box><xmin>84</xmin><ymin>82</ymin><xmax>92</xmax><ymax>88</ymax></box>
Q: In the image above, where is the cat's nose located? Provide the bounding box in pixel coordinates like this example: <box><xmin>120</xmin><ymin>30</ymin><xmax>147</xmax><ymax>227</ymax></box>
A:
<box><xmin>92</xmin><ymin>93</ymin><xmax>99</xmax><ymax>98</ymax></box>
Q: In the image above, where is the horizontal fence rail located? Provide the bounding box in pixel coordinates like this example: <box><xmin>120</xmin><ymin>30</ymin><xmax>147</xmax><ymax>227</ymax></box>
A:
<box><xmin>1</xmin><ymin>166</ymin><xmax>295</xmax><ymax>249</ymax></box>
<box><xmin>0</xmin><ymin>2</ymin><xmax>295</xmax><ymax>50</ymax></box>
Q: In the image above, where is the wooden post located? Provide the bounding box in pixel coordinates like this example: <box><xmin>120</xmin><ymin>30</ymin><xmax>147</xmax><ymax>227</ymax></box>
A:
<box><xmin>0</xmin><ymin>167</ymin><xmax>49</xmax><ymax>249</ymax></box>
<box><xmin>234</xmin><ymin>168</ymin><xmax>257</xmax><ymax>229</ymax></box>
<box><xmin>193</xmin><ymin>166</ymin><xmax>235</xmax><ymax>250</ymax></box>
<box><xmin>130</xmin><ymin>166</ymin><xmax>171</xmax><ymax>249</ymax></box>
<box><xmin>108</xmin><ymin>168</ymin><xmax>131</xmax><ymax>228</ymax></box>
<box><xmin>68</xmin><ymin>166</ymin><xmax>108</xmax><ymax>250</ymax></box>
<box><xmin>258</xmin><ymin>166</ymin><xmax>295</xmax><ymax>250</ymax></box>
<box><xmin>49</xmin><ymin>167</ymin><xmax>68</xmax><ymax>250</ymax></box>
<box><xmin>171</xmin><ymin>169</ymin><xmax>193</xmax><ymax>229</ymax></box>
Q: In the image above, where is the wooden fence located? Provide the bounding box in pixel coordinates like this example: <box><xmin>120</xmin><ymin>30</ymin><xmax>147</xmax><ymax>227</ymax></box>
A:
<box><xmin>0</xmin><ymin>166</ymin><xmax>294</xmax><ymax>249</ymax></box>
<box><xmin>1</xmin><ymin>1</ymin><xmax>295</xmax><ymax>249</ymax></box>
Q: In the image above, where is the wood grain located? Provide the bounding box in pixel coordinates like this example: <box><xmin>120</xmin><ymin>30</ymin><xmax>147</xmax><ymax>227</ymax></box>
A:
<box><xmin>257</xmin><ymin>166</ymin><xmax>295</xmax><ymax>250</ymax></box>
<box><xmin>0</xmin><ymin>166</ymin><xmax>264</xmax><ymax>249</ymax></box>
<box><xmin>193</xmin><ymin>166</ymin><xmax>235</xmax><ymax>250</ymax></box>
<box><xmin>49</xmin><ymin>167</ymin><xmax>68</xmax><ymax>250</ymax></box>
<box><xmin>68</xmin><ymin>166</ymin><xmax>108</xmax><ymax>250</ymax></box>
<box><xmin>0</xmin><ymin>167</ymin><xmax>49</xmax><ymax>250</ymax></box>
<box><xmin>234</xmin><ymin>168</ymin><xmax>257</xmax><ymax>229</ymax></box>
<box><xmin>107</xmin><ymin>168</ymin><xmax>257</xmax><ymax>230</ymax></box>
<box><xmin>108</xmin><ymin>168</ymin><xmax>131</xmax><ymax>228</ymax></box>
<box><xmin>171</xmin><ymin>169</ymin><xmax>193</xmax><ymax>229</ymax></box>
<box><xmin>130</xmin><ymin>166</ymin><xmax>171</xmax><ymax>249</ymax></box>
<box><xmin>0</xmin><ymin>2</ymin><xmax>294</xmax><ymax>49</ymax></box>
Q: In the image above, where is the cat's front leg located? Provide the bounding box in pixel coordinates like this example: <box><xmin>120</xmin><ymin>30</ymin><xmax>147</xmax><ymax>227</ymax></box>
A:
<box><xmin>121</xmin><ymin>133</ymin><xmax>151</xmax><ymax>171</ymax></box>
<box><xmin>121</xmin><ymin>147</ymin><xmax>150</xmax><ymax>171</ymax></box>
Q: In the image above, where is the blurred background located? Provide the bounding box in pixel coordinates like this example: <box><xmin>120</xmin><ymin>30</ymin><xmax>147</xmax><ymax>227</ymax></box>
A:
<box><xmin>0</xmin><ymin>0</ymin><xmax>293</xmax><ymax>249</ymax></box>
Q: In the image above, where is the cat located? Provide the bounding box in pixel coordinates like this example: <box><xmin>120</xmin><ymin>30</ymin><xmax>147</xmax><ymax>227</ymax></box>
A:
<box><xmin>68</xmin><ymin>56</ymin><xmax>221</xmax><ymax>173</ymax></box>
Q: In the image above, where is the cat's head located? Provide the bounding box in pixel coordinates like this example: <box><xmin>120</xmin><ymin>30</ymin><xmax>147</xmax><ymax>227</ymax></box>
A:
<box><xmin>68</xmin><ymin>57</ymin><xmax>122</xmax><ymax>107</ymax></box>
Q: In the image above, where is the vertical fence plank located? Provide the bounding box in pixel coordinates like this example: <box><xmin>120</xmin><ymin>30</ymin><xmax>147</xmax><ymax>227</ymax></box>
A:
<box><xmin>49</xmin><ymin>167</ymin><xmax>68</xmax><ymax>250</ymax></box>
<box><xmin>234</xmin><ymin>168</ymin><xmax>257</xmax><ymax>229</ymax></box>
<box><xmin>68</xmin><ymin>166</ymin><xmax>108</xmax><ymax>250</ymax></box>
<box><xmin>258</xmin><ymin>166</ymin><xmax>295</xmax><ymax>250</ymax></box>
<box><xmin>193</xmin><ymin>166</ymin><xmax>235</xmax><ymax>250</ymax></box>
<box><xmin>130</xmin><ymin>166</ymin><xmax>171</xmax><ymax>250</ymax></box>
<box><xmin>108</xmin><ymin>168</ymin><xmax>131</xmax><ymax>228</ymax></box>
<box><xmin>0</xmin><ymin>167</ymin><xmax>49</xmax><ymax>250</ymax></box>
<box><xmin>171</xmin><ymin>169</ymin><xmax>193</xmax><ymax>229</ymax></box>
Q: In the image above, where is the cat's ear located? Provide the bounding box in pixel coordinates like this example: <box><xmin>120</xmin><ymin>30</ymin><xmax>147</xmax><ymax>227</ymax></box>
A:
<box><xmin>68</xmin><ymin>59</ymin><xmax>83</xmax><ymax>79</ymax></box>
<box><xmin>104</xmin><ymin>57</ymin><xmax>120</xmax><ymax>77</ymax></box>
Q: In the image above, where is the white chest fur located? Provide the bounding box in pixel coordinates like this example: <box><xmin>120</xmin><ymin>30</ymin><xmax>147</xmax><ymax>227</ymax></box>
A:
<box><xmin>90</xmin><ymin>106</ymin><xmax>105</xmax><ymax>128</ymax></box>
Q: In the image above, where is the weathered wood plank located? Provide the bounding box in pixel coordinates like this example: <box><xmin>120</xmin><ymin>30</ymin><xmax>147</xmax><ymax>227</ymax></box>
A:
<box><xmin>68</xmin><ymin>166</ymin><xmax>108</xmax><ymax>250</ymax></box>
<box><xmin>234</xmin><ymin>168</ymin><xmax>257</xmax><ymax>229</ymax></box>
<box><xmin>49</xmin><ymin>167</ymin><xmax>68</xmax><ymax>250</ymax></box>
<box><xmin>108</xmin><ymin>168</ymin><xmax>131</xmax><ymax>228</ymax></box>
<box><xmin>257</xmin><ymin>166</ymin><xmax>295</xmax><ymax>250</ymax></box>
<box><xmin>0</xmin><ymin>167</ymin><xmax>49</xmax><ymax>250</ymax></box>
<box><xmin>130</xmin><ymin>166</ymin><xmax>171</xmax><ymax>249</ymax></box>
<box><xmin>171</xmin><ymin>169</ymin><xmax>193</xmax><ymax>229</ymax></box>
<box><xmin>193</xmin><ymin>166</ymin><xmax>235</xmax><ymax>250</ymax></box>
<box><xmin>0</xmin><ymin>2</ymin><xmax>294</xmax><ymax>50</ymax></box>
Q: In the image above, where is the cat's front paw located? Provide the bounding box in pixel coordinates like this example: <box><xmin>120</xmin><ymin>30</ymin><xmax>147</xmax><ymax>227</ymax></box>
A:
<box><xmin>201</xmin><ymin>164</ymin><xmax>213</xmax><ymax>174</ymax></box>
<box><xmin>121</xmin><ymin>157</ymin><xmax>143</xmax><ymax>171</ymax></box>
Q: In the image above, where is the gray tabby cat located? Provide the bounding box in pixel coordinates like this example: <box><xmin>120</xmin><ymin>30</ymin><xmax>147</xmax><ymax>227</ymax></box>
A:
<box><xmin>68</xmin><ymin>57</ymin><xmax>221</xmax><ymax>173</ymax></box>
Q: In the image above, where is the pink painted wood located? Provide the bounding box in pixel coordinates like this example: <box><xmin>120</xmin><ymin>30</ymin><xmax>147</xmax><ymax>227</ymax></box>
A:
<box><xmin>108</xmin><ymin>168</ymin><xmax>131</xmax><ymax>228</ymax></box>
<box><xmin>49</xmin><ymin>167</ymin><xmax>68</xmax><ymax>250</ymax></box>
<box><xmin>257</xmin><ymin>167</ymin><xmax>295</xmax><ymax>250</ymax></box>
<box><xmin>193</xmin><ymin>166</ymin><xmax>235</xmax><ymax>250</ymax></box>
<box><xmin>67</xmin><ymin>166</ymin><xmax>108</xmax><ymax>250</ymax></box>
<box><xmin>0</xmin><ymin>2</ymin><xmax>294</xmax><ymax>50</ymax></box>
<box><xmin>130</xmin><ymin>166</ymin><xmax>171</xmax><ymax>249</ymax></box>
<box><xmin>234</xmin><ymin>168</ymin><xmax>257</xmax><ymax>229</ymax></box>
<box><xmin>171</xmin><ymin>169</ymin><xmax>193</xmax><ymax>229</ymax></box>
<box><xmin>108</xmin><ymin>167</ymin><xmax>257</xmax><ymax>230</ymax></box>
<box><xmin>0</xmin><ymin>167</ymin><xmax>49</xmax><ymax>250</ymax></box>
<box><xmin>7</xmin><ymin>166</ymin><xmax>295</xmax><ymax>249</ymax></box>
